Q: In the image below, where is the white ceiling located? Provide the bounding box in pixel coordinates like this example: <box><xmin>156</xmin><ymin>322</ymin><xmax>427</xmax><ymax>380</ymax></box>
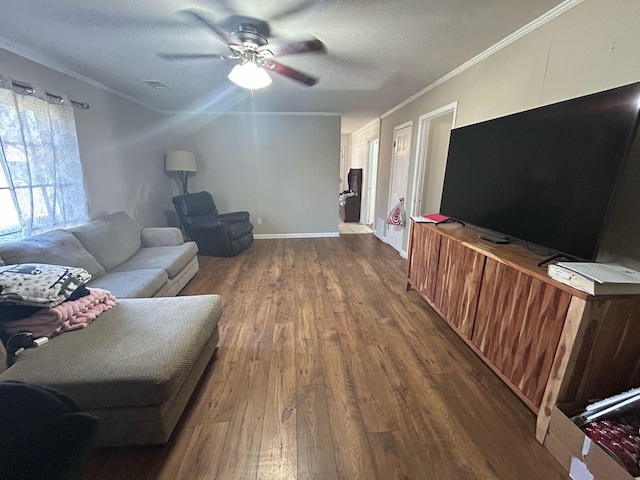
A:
<box><xmin>0</xmin><ymin>0</ymin><xmax>566</xmax><ymax>133</ymax></box>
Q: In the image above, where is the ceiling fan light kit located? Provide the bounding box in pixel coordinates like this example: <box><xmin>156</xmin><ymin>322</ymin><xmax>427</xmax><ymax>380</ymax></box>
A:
<box><xmin>228</xmin><ymin>61</ymin><xmax>272</xmax><ymax>90</ymax></box>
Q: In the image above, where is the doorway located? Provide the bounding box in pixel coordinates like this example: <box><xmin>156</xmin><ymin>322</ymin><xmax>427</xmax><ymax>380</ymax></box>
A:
<box><xmin>386</xmin><ymin>122</ymin><xmax>412</xmax><ymax>255</ymax></box>
<box><xmin>411</xmin><ymin>102</ymin><xmax>457</xmax><ymax>217</ymax></box>
<box><xmin>364</xmin><ymin>138</ymin><xmax>379</xmax><ymax>226</ymax></box>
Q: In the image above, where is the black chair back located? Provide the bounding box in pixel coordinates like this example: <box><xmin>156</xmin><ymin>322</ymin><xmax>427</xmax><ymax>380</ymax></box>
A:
<box><xmin>172</xmin><ymin>191</ymin><xmax>219</xmax><ymax>225</ymax></box>
<box><xmin>171</xmin><ymin>190</ymin><xmax>253</xmax><ymax>256</ymax></box>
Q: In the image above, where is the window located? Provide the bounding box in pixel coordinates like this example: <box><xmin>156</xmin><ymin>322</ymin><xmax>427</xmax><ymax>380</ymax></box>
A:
<box><xmin>0</xmin><ymin>85</ymin><xmax>87</xmax><ymax>242</ymax></box>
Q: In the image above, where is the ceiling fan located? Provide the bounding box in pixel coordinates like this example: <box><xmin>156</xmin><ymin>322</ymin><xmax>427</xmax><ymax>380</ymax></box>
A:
<box><xmin>160</xmin><ymin>10</ymin><xmax>327</xmax><ymax>89</ymax></box>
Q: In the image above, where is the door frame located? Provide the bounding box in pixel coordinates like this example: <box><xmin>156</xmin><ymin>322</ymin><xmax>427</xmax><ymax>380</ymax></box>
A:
<box><xmin>386</xmin><ymin>120</ymin><xmax>413</xmax><ymax>257</ymax></box>
<box><xmin>410</xmin><ymin>102</ymin><xmax>458</xmax><ymax>216</ymax></box>
<box><xmin>364</xmin><ymin>138</ymin><xmax>379</xmax><ymax>225</ymax></box>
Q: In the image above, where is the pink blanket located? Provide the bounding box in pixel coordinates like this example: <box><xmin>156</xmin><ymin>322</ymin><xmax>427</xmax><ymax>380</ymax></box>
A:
<box><xmin>1</xmin><ymin>288</ymin><xmax>116</xmax><ymax>338</ymax></box>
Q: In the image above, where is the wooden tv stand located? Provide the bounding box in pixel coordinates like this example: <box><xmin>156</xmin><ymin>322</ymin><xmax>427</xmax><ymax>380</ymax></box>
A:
<box><xmin>406</xmin><ymin>220</ymin><xmax>640</xmax><ymax>442</ymax></box>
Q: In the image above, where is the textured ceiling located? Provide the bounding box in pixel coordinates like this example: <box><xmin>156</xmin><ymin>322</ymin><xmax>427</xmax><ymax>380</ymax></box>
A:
<box><xmin>0</xmin><ymin>0</ymin><xmax>565</xmax><ymax>133</ymax></box>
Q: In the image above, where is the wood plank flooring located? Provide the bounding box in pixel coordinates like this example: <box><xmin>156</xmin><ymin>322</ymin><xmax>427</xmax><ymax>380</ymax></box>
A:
<box><xmin>81</xmin><ymin>235</ymin><xmax>568</xmax><ymax>479</ymax></box>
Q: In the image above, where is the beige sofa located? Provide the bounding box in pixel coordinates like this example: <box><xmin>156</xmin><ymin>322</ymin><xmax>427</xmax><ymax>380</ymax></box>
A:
<box><xmin>0</xmin><ymin>211</ymin><xmax>199</xmax><ymax>298</ymax></box>
<box><xmin>0</xmin><ymin>212</ymin><xmax>221</xmax><ymax>447</ymax></box>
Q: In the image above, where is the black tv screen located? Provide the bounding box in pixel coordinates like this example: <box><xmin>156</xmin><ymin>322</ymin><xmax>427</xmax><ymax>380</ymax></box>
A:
<box><xmin>439</xmin><ymin>81</ymin><xmax>640</xmax><ymax>261</ymax></box>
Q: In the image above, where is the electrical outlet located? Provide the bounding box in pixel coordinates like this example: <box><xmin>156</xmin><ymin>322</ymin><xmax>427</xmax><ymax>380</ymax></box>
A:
<box><xmin>257</xmin><ymin>217</ymin><xmax>262</xmax><ymax>225</ymax></box>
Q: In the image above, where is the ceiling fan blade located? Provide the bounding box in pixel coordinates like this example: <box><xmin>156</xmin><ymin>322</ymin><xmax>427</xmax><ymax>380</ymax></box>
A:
<box><xmin>159</xmin><ymin>53</ymin><xmax>234</xmax><ymax>61</ymax></box>
<box><xmin>263</xmin><ymin>59</ymin><xmax>319</xmax><ymax>86</ymax></box>
<box><xmin>259</xmin><ymin>37</ymin><xmax>326</xmax><ymax>57</ymax></box>
<box><xmin>181</xmin><ymin>9</ymin><xmax>241</xmax><ymax>46</ymax></box>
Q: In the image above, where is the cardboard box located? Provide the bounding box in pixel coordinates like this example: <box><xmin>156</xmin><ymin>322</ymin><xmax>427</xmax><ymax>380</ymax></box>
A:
<box><xmin>544</xmin><ymin>405</ymin><xmax>635</xmax><ymax>480</ymax></box>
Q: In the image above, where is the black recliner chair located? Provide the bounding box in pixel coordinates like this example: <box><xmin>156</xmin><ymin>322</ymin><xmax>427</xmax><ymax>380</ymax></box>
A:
<box><xmin>172</xmin><ymin>191</ymin><xmax>254</xmax><ymax>257</ymax></box>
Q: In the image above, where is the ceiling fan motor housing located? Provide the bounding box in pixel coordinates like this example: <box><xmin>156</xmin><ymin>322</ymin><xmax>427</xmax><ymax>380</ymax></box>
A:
<box><xmin>232</xmin><ymin>24</ymin><xmax>268</xmax><ymax>48</ymax></box>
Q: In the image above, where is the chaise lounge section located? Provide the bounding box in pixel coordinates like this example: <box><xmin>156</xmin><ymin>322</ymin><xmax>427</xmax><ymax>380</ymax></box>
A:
<box><xmin>0</xmin><ymin>212</ymin><xmax>222</xmax><ymax>447</ymax></box>
<box><xmin>0</xmin><ymin>295</ymin><xmax>221</xmax><ymax>447</ymax></box>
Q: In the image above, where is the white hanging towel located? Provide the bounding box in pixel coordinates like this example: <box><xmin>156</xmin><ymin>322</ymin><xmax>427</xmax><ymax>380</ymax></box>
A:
<box><xmin>386</xmin><ymin>197</ymin><xmax>406</xmax><ymax>226</ymax></box>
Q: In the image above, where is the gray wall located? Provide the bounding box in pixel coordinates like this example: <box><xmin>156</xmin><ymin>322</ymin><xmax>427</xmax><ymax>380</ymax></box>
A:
<box><xmin>0</xmin><ymin>48</ymin><xmax>180</xmax><ymax>227</ymax></box>
<box><xmin>0</xmin><ymin>49</ymin><xmax>342</xmax><ymax>235</ymax></box>
<box><xmin>376</xmin><ymin>0</ymin><xmax>640</xmax><ymax>267</ymax></box>
<box><xmin>173</xmin><ymin>114</ymin><xmax>341</xmax><ymax>236</ymax></box>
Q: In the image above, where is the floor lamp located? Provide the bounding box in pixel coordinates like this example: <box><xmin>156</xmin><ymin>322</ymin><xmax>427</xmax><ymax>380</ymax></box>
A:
<box><xmin>165</xmin><ymin>150</ymin><xmax>197</xmax><ymax>195</ymax></box>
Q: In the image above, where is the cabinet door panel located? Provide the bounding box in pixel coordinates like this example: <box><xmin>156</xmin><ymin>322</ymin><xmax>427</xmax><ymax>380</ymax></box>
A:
<box><xmin>408</xmin><ymin>224</ymin><xmax>441</xmax><ymax>301</ymax></box>
<box><xmin>472</xmin><ymin>259</ymin><xmax>525</xmax><ymax>369</ymax></box>
<box><xmin>434</xmin><ymin>238</ymin><xmax>485</xmax><ymax>338</ymax></box>
<box><xmin>473</xmin><ymin>258</ymin><xmax>571</xmax><ymax>407</ymax></box>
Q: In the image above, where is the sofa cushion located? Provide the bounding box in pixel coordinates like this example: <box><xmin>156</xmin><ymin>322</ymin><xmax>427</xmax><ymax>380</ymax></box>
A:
<box><xmin>0</xmin><ymin>264</ymin><xmax>91</xmax><ymax>307</ymax></box>
<box><xmin>70</xmin><ymin>212</ymin><xmax>141</xmax><ymax>271</ymax></box>
<box><xmin>86</xmin><ymin>269</ymin><xmax>168</xmax><ymax>298</ymax></box>
<box><xmin>0</xmin><ymin>230</ymin><xmax>105</xmax><ymax>278</ymax></box>
<box><xmin>0</xmin><ymin>295</ymin><xmax>223</xmax><ymax>410</ymax></box>
<box><xmin>110</xmin><ymin>243</ymin><xmax>198</xmax><ymax>279</ymax></box>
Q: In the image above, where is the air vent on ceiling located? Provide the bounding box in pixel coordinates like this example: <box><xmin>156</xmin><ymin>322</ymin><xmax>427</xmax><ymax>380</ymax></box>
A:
<box><xmin>143</xmin><ymin>80</ymin><xmax>169</xmax><ymax>89</ymax></box>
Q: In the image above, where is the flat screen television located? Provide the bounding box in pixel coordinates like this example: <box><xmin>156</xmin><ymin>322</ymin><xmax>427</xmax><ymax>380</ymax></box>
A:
<box><xmin>439</xmin><ymin>81</ymin><xmax>640</xmax><ymax>261</ymax></box>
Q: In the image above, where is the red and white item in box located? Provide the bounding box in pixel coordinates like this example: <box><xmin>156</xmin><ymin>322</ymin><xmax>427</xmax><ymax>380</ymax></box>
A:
<box><xmin>583</xmin><ymin>413</ymin><xmax>640</xmax><ymax>477</ymax></box>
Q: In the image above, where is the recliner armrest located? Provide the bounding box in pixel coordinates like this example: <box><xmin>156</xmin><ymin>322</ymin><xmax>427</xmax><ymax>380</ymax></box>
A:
<box><xmin>141</xmin><ymin>227</ymin><xmax>184</xmax><ymax>247</ymax></box>
<box><xmin>219</xmin><ymin>211</ymin><xmax>250</xmax><ymax>223</ymax></box>
<box><xmin>187</xmin><ymin>219</ymin><xmax>227</xmax><ymax>235</ymax></box>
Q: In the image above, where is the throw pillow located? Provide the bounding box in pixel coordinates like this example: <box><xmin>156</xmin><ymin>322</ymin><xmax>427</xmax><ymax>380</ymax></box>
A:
<box><xmin>0</xmin><ymin>264</ymin><xmax>92</xmax><ymax>308</ymax></box>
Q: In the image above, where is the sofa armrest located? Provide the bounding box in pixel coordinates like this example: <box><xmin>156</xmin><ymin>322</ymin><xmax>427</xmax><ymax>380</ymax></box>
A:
<box><xmin>218</xmin><ymin>211</ymin><xmax>250</xmax><ymax>223</ymax></box>
<box><xmin>141</xmin><ymin>227</ymin><xmax>184</xmax><ymax>247</ymax></box>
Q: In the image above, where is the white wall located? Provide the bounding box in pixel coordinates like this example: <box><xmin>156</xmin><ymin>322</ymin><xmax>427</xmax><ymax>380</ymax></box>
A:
<box><xmin>345</xmin><ymin>119</ymin><xmax>380</xmax><ymax>222</ymax></box>
<box><xmin>376</xmin><ymin>0</ymin><xmax>640</xmax><ymax>266</ymax></box>
<box><xmin>340</xmin><ymin>134</ymin><xmax>351</xmax><ymax>192</ymax></box>
<box><xmin>174</xmin><ymin>114</ymin><xmax>341</xmax><ymax>236</ymax></box>
<box><xmin>348</xmin><ymin>120</ymin><xmax>380</xmax><ymax>171</ymax></box>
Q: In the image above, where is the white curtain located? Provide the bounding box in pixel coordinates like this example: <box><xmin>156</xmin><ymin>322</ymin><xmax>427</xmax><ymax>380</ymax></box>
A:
<box><xmin>0</xmin><ymin>85</ymin><xmax>87</xmax><ymax>241</ymax></box>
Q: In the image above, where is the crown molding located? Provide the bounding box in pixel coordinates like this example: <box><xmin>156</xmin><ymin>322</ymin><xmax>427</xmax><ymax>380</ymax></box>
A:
<box><xmin>0</xmin><ymin>0</ymin><xmax>584</xmax><ymax>121</ymax></box>
<box><xmin>0</xmin><ymin>36</ymin><xmax>161</xmax><ymax>111</ymax></box>
<box><xmin>351</xmin><ymin>118</ymin><xmax>381</xmax><ymax>137</ymax></box>
<box><xmin>0</xmin><ymin>37</ymin><xmax>341</xmax><ymax>118</ymax></box>
<box><xmin>382</xmin><ymin>0</ymin><xmax>584</xmax><ymax>119</ymax></box>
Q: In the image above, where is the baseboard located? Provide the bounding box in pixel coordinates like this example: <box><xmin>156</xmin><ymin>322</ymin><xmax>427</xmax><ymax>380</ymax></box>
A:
<box><xmin>254</xmin><ymin>232</ymin><xmax>340</xmax><ymax>239</ymax></box>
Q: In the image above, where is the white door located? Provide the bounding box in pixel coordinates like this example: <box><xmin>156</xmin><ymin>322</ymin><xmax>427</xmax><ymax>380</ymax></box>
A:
<box><xmin>387</xmin><ymin>123</ymin><xmax>412</xmax><ymax>254</ymax></box>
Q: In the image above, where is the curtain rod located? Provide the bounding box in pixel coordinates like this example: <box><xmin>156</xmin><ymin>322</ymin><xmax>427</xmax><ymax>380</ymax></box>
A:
<box><xmin>43</xmin><ymin>90</ymin><xmax>90</xmax><ymax>110</ymax></box>
<box><xmin>0</xmin><ymin>75</ymin><xmax>90</xmax><ymax>110</ymax></box>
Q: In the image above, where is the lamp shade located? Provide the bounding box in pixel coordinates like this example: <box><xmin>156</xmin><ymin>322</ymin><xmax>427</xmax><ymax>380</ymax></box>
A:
<box><xmin>228</xmin><ymin>62</ymin><xmax>272</xmax><ymax>90</ymax></box>
<box><xmin>165</xmin><ymin>151</ymin><xmax>197</xmax><ymax>173</ymax></box>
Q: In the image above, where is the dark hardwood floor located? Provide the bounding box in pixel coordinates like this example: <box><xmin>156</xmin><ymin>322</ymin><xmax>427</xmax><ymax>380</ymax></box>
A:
<box><xmin>81</xmin><ymin>234</ymin><xmax>568</xmax><ymax>479</ymax></box>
